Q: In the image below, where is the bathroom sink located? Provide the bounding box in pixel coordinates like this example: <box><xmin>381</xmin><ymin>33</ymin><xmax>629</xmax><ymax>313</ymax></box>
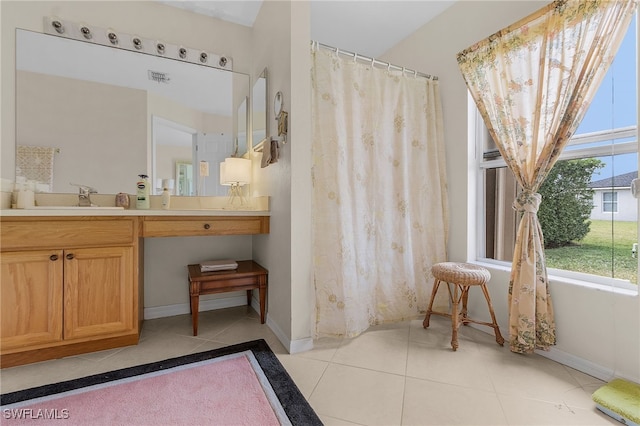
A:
<box><xmin>30</xmin><ymin>206</ymin><xmax>125</xmax><ymax>210</ymax></box>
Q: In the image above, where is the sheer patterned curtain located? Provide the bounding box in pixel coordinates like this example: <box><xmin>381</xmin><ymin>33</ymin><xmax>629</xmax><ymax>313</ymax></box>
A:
<box><xmin>16</xmin><ymin>145</ymin><xmax>56</xmax><ymax>192</ymax></box>
<box><xmin>457</xmin><ymin>0</ymin><xmax>637</xmax><ymax>353</ymax></box>
<box><xmin>311</xmin><ymin>46</ymin><xmax>449</xmax><ymax>337</ymax></box>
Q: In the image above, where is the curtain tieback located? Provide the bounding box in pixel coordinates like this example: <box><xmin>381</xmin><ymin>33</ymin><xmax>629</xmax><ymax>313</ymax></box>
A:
<box><xmin>513</xmin><ymin>191</ymin><xmax>541</xmax><ymax>214</ymax></box>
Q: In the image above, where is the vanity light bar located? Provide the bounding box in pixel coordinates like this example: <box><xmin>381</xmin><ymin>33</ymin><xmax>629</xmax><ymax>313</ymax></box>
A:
<box><xmin>43</xmin><ymin>17</ymin><xmax>233</xmax><ymax>71</ymax></box>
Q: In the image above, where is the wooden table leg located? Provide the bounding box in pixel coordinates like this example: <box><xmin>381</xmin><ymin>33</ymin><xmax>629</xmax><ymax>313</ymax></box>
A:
<box><xmin>190</xmin><ymin>294</ymin><xmax>199</xmax><ymax>336</ymax></box>
<box><xmin>259</xmin><ymin>276</ymin><xmax>266</xmax><ymax>324</ymax></box>
<box><xmin>246</xmin><ymin>289</ymin><xmax>252</xmax><ymax>307</ymax></box>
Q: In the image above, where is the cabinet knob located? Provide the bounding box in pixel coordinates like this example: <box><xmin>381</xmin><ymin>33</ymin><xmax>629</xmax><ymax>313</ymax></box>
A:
<box><xmin>66</xmin><ymin>253</ymin><xmax>75</xmax><ymax>260</ymax></box>
<box><xmin>50</xmin><ymin>254</ymin><xmax>59</xmax><ymax>261</ymax></box>
<box><xmin>203</xmin><ymin>223</ymin><xmax>211</xmax><ymax>230</ymax></box>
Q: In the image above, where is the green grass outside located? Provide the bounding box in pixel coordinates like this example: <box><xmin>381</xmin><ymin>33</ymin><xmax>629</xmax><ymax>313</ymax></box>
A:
<box><xmin>544</xmin><ymin>220</ymin><xmax>638</xmax><ymax>284</ymax></box>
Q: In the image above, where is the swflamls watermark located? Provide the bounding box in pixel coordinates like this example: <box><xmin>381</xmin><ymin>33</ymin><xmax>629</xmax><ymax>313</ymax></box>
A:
<box><xmin>3</xmin><ymin>408</ymin><xmax>70</xmax><ymax>420</ymax></box>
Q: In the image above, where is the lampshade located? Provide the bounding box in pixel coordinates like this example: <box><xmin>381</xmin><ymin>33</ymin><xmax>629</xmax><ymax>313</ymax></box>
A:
<box><xmin>219</xmin><ymin>162</ymin><xmax>232</xmax><ymax>186</ymax></box>
<box><xmin>222</xmin><ymin>157</ymin><xmax>251</xmax><ymax>185</ymax></box>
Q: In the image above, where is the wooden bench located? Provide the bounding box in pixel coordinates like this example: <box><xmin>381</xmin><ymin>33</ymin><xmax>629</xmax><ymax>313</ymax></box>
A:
<box><xmin>187</xmin><ymin>260</ymin><xmax>268</xmax><ymax>336</ymax></box>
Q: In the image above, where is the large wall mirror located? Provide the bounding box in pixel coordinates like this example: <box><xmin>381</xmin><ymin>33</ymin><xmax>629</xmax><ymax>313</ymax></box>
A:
<box><xmin>252</xmin><ymin>68</ymin><xmax>267</xmax><ymax>148</ymax></box>
<box><xmin>15</xmin><ymin>29</ymin><xmax>250</xmax><ymax>196</ymax></box>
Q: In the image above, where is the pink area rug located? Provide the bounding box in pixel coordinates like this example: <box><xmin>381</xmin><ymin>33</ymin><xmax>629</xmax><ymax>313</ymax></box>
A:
<box><xmin>1</xmin><ymin>340</ymin><xmax>321</xmax><ymax>425</ymax></box>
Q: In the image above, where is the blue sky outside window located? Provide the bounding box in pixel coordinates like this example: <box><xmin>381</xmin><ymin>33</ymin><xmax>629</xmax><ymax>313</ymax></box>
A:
<box><xmin>574</xmin><ymin>13</ymin><xmax>637</xmax><ymax>179</ymax></box>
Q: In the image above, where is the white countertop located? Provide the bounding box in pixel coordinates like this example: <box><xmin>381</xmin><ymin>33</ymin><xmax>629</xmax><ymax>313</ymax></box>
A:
<box><xmin>0</xmin><ymin>195</ymin><xmax>270</xmax><ymax>217</ymax></box>
<box><xmin>0</xmin><ymin>208</ymin><xmax>270</xmax><ymax>217</ymax></box>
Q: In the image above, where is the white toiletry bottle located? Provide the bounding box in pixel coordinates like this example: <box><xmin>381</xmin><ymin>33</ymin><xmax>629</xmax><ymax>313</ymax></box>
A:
<box><xmin>136</xmin><ymin>174</ymin><xmax>150</xmax><ymax>209</ymax></box>
<box><xmin>161</xmin><ymin>187</ymin><xmax>171</xmax><ymax>210</ymax></box>
<box><xmin>12</xmin><ymin>177</ymin><xmax>26</xmax><ymax>208</ymax></box>
<box><xmin>15</xmin><ymin>184</ymin><xmax>26</xmax><ymax>209</ymax></box>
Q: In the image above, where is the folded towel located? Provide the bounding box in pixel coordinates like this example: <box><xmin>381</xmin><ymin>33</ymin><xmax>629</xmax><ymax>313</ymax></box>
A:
<box><xmin>270</xmin><ymin>139</ymin><xmax>279</xmax><ymax>164</ymax></box>
<box><xmin>592</xmin><ymin>378</ymin><xmax>640</xmax><ymax>425</ymax></box>
<box><xmin>200</xmin><ymin>259</ymin><xmax>238</xmax><ymax>272</ymax></box>
<box><xmin>260</xmin><ymin>144</ymin><xmax>272</xmax><ymax>168</ymax></box>
<box><xmin>260</xmin><ymin>139</ymin><xmax>280</xmax><ymax>168</ymax></box>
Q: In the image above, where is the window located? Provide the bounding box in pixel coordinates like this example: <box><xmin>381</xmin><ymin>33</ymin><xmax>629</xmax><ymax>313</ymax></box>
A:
<box><xmin>602</xmin><ymin>192</ymin><xmax>618</xmax><ymax>213</ymax></box>
<box><xmin>477</xmin><ymin>13</ymin><xmax>637</xmax><ymax>289</ymax></box>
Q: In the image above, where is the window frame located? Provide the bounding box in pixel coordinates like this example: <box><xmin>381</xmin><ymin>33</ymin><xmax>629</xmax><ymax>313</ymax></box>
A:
<box><xmin>472</xmin><ymin>9</ymin><xmax>638</xmax><ymax>294</ymax></box>
<box><xmin>474</xmin><ymin>106</ymin><xmax>638</xmax><ymax>292</ymax></box>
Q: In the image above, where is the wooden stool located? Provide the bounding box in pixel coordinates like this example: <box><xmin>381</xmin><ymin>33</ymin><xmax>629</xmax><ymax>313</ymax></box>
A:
<box><xmin>187</xmin><ymin>260</ymin><xmax>268</xmax><ymax>336</ymax></box>
<box><xmin>423</xmin><ymin>262</ymin><xmax>504</xmax><ymax>351</ymax></box>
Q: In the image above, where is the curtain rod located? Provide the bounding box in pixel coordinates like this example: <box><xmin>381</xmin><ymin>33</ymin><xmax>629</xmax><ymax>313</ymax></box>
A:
<box><xmin>312</xmin><ymin>41</ymin><xmax>438</xmax><ymax>81</ymax></box>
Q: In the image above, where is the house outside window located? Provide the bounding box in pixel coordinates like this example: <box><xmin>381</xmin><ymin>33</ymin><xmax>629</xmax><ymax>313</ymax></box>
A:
<box><xmin>589</xmin><ymin>171</ymin><xmax>638</xmax><ymax>219</ymax></box>
<box><xmin>476</xmin><ymin>13</ymin><xmax>637</xmax><ymax>289</ymax></box>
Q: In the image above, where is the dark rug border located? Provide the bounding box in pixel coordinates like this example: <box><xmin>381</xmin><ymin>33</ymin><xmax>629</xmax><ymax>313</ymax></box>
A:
<box><xmin>1</xmin><ymin>339</ymin><xmax>322</xmax><ymax>425</ymax></box>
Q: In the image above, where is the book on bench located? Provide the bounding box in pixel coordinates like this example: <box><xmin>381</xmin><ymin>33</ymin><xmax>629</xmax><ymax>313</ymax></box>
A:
<box><xmin>200</xmin><ymin>259</ymin><xmax>238</xmax><ymax>272</ymax></box>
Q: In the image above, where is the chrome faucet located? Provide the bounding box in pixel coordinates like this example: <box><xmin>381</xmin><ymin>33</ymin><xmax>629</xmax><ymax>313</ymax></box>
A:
<box><xmin>70</xmin><ymin>183</ymin><xmax>97</xmax><ymax>207</ymax></box>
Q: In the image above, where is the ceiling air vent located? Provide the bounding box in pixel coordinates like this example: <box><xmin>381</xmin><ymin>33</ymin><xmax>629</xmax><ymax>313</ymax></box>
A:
<box><xmin>148</xmin><ymin>70</ymin><xmax>170</xmax><ymax>84</ymax></box>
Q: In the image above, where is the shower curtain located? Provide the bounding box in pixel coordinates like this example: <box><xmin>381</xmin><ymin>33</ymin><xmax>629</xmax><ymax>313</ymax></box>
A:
<box><xmin>311</xmin><ymin>46</ymin><xmax>449</xmax><ymax>337</ymax></box>
<box><xmin>16</xmin><ymin>145</ymin><xmax>56</xmax><ymax>192</ymax></box>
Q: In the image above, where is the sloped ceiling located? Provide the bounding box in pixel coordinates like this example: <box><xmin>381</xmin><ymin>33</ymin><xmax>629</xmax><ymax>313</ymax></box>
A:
<box><xmin>158</xmin><ymin>1</ymin><xmax>456</xmax><ymax>57</ymax></box>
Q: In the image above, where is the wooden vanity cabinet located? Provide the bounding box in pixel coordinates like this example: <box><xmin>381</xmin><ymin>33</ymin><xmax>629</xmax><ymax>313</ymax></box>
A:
<box><xmin>0</xmin><ymin>217</ymin><xmax>139</xmax><ymax>368</ymax></box>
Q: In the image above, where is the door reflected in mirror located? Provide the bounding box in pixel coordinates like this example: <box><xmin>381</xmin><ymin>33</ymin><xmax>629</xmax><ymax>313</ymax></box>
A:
<box><xmin>15</xmin><ymin>29</ymin><xmax>250</xmax><ymax>196</ymax></box>
<box><xmin>237</xmin><ymin>97</ymin><xmax>248</xmax><ymax>155</ymax></box>
<box><xmin>252</xmin><ymin>68</ymin><xmax>267</xmax><ymax>148</ymax></box>
<box><xmin>151</xmin><ymin>116</ymin><xmax>235</xmax><ymax>197</ymax></box>
<box><xmin>152</xmin><ymin>116</ymin><xmax>193</xmax><ymax>195</ymax></box>
<box><xmin>175</xmin><ymin>162</ymin><xmax>194</xmax><ymax>196</ymax></box>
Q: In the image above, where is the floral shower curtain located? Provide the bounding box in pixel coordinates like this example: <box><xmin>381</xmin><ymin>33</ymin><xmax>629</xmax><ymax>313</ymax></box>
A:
<box><xmin>311</xmin><ymin>45</ymin><xmax>449</xmax><ymax>337</ymax></box>
<box><xmin>457</xmin><ymin>0</ymin><xmax>637</xmax><ymax>353</ymax></box>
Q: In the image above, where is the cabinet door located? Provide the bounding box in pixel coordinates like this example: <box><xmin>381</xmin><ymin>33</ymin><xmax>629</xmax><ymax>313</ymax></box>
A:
<box><xmin>63</xmin><ymin>246</ymin><xmax>134</xmax><ymax>340</ymax></box>
<box><xmin>1</xmin><ymin>250</ymin><xmax>63</xmax><ymax>350</ymax></box>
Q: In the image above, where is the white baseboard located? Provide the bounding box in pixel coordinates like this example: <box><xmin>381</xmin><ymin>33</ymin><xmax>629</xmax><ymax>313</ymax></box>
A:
<box><xmin>144</xmin><ymin>295</ymin><xmax>247</xmax><ymax>320</ymax></box>
<box><xmin>535</xmin><ymin>347</ymin><xmax>615</xmax><ymax>382</ymax></box>
<box><xmin>468</xmin><ymin>324</ymin><xmax>620</xmax><ymax>382</ymax></box>
<box><xmin>146</xmin><ymin>296</ymin><xmax>315</xmax><ymax>355</ymax></box>
<box><xmin>262</xmin><ymin>311</ymin><xmax>314</xmax><ymax>354</ymax></box>
<box><xmin>265</xmin><ymin>315</ymin><xmax>288</xmax><ymax>349</ymax></box>
<box><xmin>289</xmin><ymin>337</ymin><xmax>315</xmax><ymax>354</ymax></box>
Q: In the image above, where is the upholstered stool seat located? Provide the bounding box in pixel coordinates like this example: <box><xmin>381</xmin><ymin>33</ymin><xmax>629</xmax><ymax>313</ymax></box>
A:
<box><xmin>423</xmin><ymin>262</ymin><xmax>504</xmax><ymax>351</ymax></box>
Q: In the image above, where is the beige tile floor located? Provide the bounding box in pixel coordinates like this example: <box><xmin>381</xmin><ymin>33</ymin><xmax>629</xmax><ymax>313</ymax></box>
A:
<box><xmin>1</xmin><ymin>306</ymin><xmax>616</xmax><ymax>426</ymax></box>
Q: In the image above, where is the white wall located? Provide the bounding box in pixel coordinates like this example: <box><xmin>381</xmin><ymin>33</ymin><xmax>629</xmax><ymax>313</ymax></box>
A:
<box><xmin>144</xmin><ymin>235</ymin><xmax>253</xmax><ymax>309</ymax></box>
<box><xmin>288</xmin><ymin>1</ymin><xmax>314</xmax><ymax>349</ymax></box>
<box><xmin>383</xmin><ymin>1</ymin><xmax>639</xmax><ymax>382</ymax></box>
<box><xmin>16</xmin><ymin>70</ymin><xmax>147</xmax><ymax>194</ymax></box>
<box><xmin>249</xmin><ymin>0</ymin><xmax>314</xmax><ymax>352</ymax></box>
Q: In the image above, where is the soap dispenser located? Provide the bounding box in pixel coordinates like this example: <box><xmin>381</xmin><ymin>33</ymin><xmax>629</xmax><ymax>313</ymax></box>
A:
<box><xmin>136</xmin><ymin>174</ymin><xmax>150</xmax><ymax>209</ymax></box>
